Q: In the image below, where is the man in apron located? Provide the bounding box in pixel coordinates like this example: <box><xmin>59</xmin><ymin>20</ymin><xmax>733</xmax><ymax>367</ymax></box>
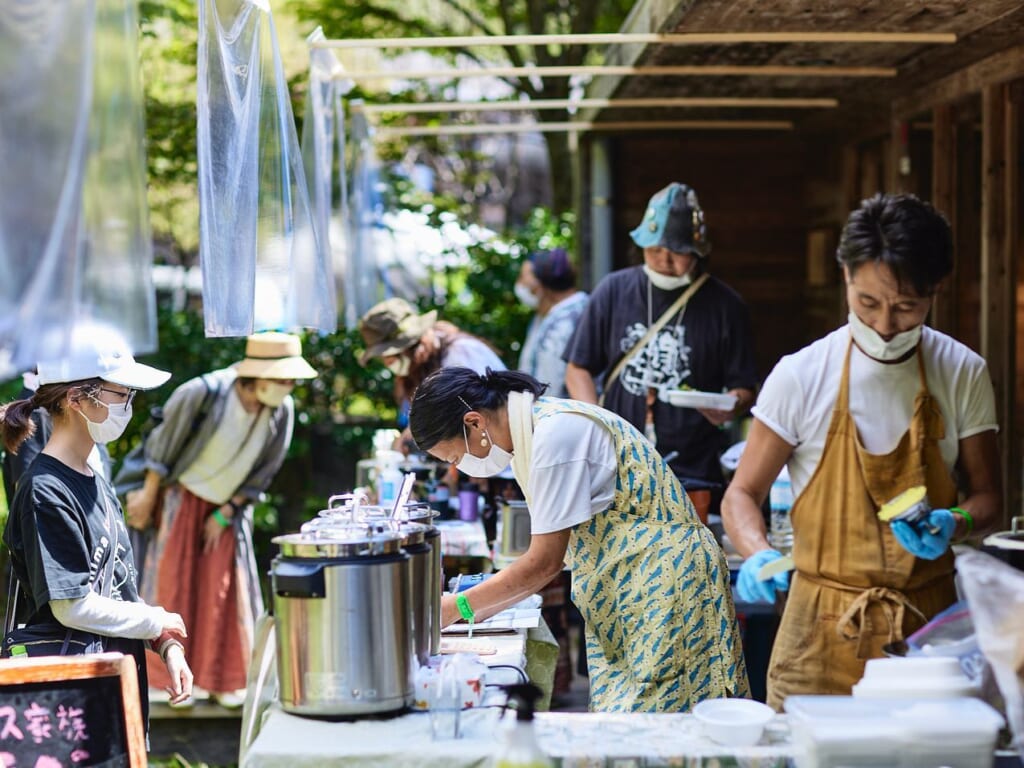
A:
<box><xmin>721</xmin><ymin>193</ymin><xmax>1001</xmax><ymax>709</ymax></box>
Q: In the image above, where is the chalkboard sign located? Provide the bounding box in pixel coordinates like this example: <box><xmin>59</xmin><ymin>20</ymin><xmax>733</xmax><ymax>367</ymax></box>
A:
<box><xmin>0</xmin><ymin>653</ymin><xmax>145</xmax><ymax>767</ymax></box>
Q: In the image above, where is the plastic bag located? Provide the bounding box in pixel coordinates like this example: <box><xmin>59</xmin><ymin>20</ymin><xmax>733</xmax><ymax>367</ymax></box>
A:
<box><xmin>957</xmin><ymin>549</ymin><xmax>1024</xmax><ymax>753</ymax></box>
<box><xmin>197</xmin><ymin>0</ymin><xmax>335</xmax><ymax>337</ymax></box>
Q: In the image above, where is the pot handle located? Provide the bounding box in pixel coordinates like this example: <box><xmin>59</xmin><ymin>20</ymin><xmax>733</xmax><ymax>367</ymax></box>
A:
<box><xmin>273</xmin><ymin>560</ymin><xmax>326</xmax><ymax>598</ymax></box>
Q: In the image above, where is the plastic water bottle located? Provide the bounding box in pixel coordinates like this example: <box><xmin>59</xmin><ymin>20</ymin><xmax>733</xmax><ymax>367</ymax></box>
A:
<box><xmin>769</xmin><ymin>466</ymin><xmax>794</xmax><ymax>556</ymax></box>
<box><xmin>376</xmin><ymin>449</ymin><xmax>404</xmax><ymax>508</ymax></box>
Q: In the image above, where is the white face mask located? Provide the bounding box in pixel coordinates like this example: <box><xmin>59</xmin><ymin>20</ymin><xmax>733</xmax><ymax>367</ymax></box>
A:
<box><xmin>643</xmin><ymin>264</ymin><xmax>692</xmax><ymax>292</ymax></box>
<box><xmin>514</xmin><ymin>283</ymin><xmax>540</xmax><ymax>309</ymax></box>
<box><xmin>456</xmin><ymin>424</ymin><xmax>513</xmax><ymax>477</ymax></box>
<box><xmin>386</xmin><ymin>356</ymin><xmax>411</xmax><ymax>377</ymax></box>
<box><xmin>79</xmin><ymin>399</ymin><xmax>132</xmax><ymax>444</ymax></box>
<box><xmin>848</xmin><ymin>311</ymin><xmax>922</xmax><ymax>361</ymax></box>
<box><xmin>256</xmin><ymin>381</ymin><xmax>292</xmax><ymax>408</ymax></box>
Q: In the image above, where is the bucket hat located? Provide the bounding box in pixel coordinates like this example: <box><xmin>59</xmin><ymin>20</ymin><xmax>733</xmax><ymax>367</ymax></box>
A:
<box><xmin>358</xmin><ymin>298</ymin><xmax>437</xmax><ymax>365</ymax></box>
<box><xmin>629</xmin><ymin>182</ymin><xmax>710</xmax><ymax>257</ymax></box>
<box><xmin>36</xmin><ymin>320</ymin><xmax>171</xmax><ymax>390</ymax></box>
<box><xmin>235</xmin><ymin>332</ymin><xmax>317</xmax><ymax>380</ymax></box>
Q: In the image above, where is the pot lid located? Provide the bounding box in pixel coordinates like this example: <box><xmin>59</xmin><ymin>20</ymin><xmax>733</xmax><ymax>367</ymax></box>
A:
<box><xmin>983</xmin><ymin>515</ymin><xmax>1024</xmax><ymax>551</ymax></box>
<box><xmin>273</xmin><ymin>526</ymin><xmax>405</xmax><ymax>558</ymax></box>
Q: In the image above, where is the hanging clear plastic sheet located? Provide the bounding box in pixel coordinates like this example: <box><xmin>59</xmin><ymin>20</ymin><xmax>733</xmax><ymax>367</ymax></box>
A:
<box><xmin>0</xmin><ymin>0</ymin><xmax>156</xmax><ymax>378</ymax></box>
<box><xmin>197</xmin><ymin>0</ymin><xmax>336</xmax><ymax>337</ymax></box>
<box><xmin>345</xmin><ymin>107</ymin><xmax>385</xmax><ymax>327</ymax></box>
<box><xmin>300</xmin><ymin>27</ymin><xmax>351</xmax><ymax>329</ymax></box>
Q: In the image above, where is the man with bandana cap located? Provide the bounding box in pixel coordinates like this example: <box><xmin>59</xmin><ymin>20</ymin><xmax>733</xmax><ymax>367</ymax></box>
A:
<box><xmin>563</xmin><ymin>182</ymin><xmax>757</xmax><ymax>521</ymax></box>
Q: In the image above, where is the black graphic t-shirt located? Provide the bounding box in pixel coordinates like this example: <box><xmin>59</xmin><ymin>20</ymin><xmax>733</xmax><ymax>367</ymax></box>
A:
<box><xmin>563</xmin><ymin>266</ymin><xmax>757</xmax><ymax>487</ymax></box>
<box><xmin>4</xmin><ymin>454</ymin><xmax>140</xmax><ymax>622</ymax></box>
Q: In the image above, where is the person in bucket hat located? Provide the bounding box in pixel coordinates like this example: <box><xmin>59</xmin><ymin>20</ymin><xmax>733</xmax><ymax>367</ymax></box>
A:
<box><xmin>564</xmin><ymin>182</ymin><xmax>757</xmax><ymax>521</ymax></box>
<box><xmin>358</xmin><ymin>298</ymin><xmax>505</xmax><ymax>448</ymax></box>
<box><xmin>122</xmin><ymin>331</ymin><xmax>316</xmax><ymax>710</ymax></box>
<box><xmin>0</xmin><ymin>319</ymin><xmax>194</xmax><ymax>726</ymax></box>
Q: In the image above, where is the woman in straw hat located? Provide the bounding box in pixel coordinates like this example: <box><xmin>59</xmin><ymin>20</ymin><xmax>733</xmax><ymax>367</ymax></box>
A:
<box><xmin>125</xmin><ymin>332</ymin><xmax>316</xmax><ymax>708</ymax></box>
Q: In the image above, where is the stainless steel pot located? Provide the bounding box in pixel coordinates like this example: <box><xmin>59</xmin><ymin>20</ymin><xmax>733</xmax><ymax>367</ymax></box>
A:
<box><xmin>981</xmin><ymin>515</ymin><xmax>1024</xmax><ymax>572</ymax></box>
<box><xmin>271</xmin><ymin>527</ymin><xmax>413</xmax><ymax>717</ymax></box>
<box><xmin>398</xmin><ymin>503</ymin><xmax>442</xmax><ymax>655</ymax></box>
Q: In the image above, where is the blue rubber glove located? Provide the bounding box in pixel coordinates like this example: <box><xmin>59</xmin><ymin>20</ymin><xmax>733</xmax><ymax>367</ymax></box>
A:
<box><xmin>737</xmin><ymin>548</ymin><xmax>790</xmax><ymax>604</ymax></box>
<box><xmin>890</xmin><ymin>508</ymin><xmax>956</xmax><ymax>560</ymax></box>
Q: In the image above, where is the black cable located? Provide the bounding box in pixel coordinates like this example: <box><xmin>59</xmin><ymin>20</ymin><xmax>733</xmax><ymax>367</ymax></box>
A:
<box><xmin>486</xmin><ymin>664</ymin><xmax>528</xmax><ymax>684</ymax></box>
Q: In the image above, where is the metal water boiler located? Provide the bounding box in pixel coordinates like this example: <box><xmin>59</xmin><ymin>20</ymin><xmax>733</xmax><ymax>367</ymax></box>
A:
<box><xmin>271</xmin><ymin>526</ymin><xmax>413</xmax><ymax>716</ymax></box>
<box><xmin>399</xmin><ymin>502</ymin><xmax>442</xmax><ymax>655</ymax></box>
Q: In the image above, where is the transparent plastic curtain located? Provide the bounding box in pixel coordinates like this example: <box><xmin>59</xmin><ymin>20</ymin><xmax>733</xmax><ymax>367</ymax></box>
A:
<box><xmin>197</xmin><ymin>0</ymin><xmax>335</xmax><ymax>337</ymax></box>
<box><xmin>300</xmin><ymin>27</ymin><xmax>350</xmax><ymax>328</ymax></box>
<box><xmin>0</xmin><ymin>0</ymin><xmax>156</xmax><ymax>378</ymax></box>
<box><xmin>345</xmin><ymin>108</ymin><xmax>384</xmax><ymax>327</ymax></box>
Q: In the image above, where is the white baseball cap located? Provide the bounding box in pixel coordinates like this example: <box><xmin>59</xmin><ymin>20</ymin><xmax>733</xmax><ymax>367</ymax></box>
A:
<box><xmin>36</xmin><ymin>321</ymin><xmax>171</xmax><ymax>390</ymax></box>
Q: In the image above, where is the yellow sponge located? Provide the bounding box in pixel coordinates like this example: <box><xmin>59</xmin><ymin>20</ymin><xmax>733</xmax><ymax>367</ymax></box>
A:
<box><xmin>877</xmin><ymin>485</ymin><xmax>929</xmax><ymax>523</ymax></box>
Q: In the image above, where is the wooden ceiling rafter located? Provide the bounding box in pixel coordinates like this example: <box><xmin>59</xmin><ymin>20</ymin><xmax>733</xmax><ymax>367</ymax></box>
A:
<box><xmin>311</xmin><ymin>31</ymin><xmax>957</xmax><ymax>50</ymax></box>
<box><xmin>334</xmin><ymin>63</ymin><xmax>897</xmax><ymax>81</ymax></box>
<box><xmin>352</xmin><ymin>96</ymin><xmax>839</xmax><ymax>114</ymax></box>
<box><xmin>372</xmin><ymin>119</ymin><xmax>795</xmax><ymax>137</ymax></box>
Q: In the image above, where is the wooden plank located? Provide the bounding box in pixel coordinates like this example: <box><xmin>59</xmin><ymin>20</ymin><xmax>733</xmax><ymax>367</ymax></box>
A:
<box><xmin>312</xmin><ymin>31</ymin><xmax>958</xmax><ymax>49</ymax></box>
<box><xmin>893</xmin><ymin>44</ymin><xmax>1024</xmax><ymax>120</ymax></box>
<box><xmin>338</xmin><ymin>63</ymin><xmax>898</xmax><ymax>81</ymax></box>
<box><xmin>1004</xmin><ymin>85</ymin><xmax>1021</xmax><ymax>526</ymax></box>
<box><xmin>931</xmin><ymin>104</ymin><xmax>957</xmax><ymax>335</ymax></box>
<box><xmin>354</xmin><ymin>96</ymin><xmax>839</xmax><ymax>114</ymax></box>
<box><xmin>373</xmin><ymin>120</ymin><xmax>794</xmax><ymax>137</ymax></box>
<box><xmin>980</xmin><ymin>83</ymin><xmax>1011</xmax><ymax>522</ymax></box>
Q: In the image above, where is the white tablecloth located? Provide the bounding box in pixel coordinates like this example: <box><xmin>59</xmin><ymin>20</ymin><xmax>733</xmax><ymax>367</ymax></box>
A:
<box><xmin>242</xmin><ymin>708</ymin><xmax>794</xmax><ymax>767</ymax></box>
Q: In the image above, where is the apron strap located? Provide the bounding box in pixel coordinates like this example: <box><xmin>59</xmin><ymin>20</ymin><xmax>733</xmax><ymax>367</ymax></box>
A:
<box><xmin>835</xmin><ymin>586</ymin><xmax>927</xmax><ymax>659</ymax></box>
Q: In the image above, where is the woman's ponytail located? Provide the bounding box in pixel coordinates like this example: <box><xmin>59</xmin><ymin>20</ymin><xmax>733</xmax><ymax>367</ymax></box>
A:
<box><xmin>0</xmin><ymin>397</ymin><xmax>39</xmax><ymax>454</ymax></box>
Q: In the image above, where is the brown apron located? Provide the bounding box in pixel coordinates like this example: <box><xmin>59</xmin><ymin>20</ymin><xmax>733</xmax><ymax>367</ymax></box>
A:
<box><xmin>766</xmin><ymin>341</ymin><xmax>957</xmax><ymax>709</ymax></box>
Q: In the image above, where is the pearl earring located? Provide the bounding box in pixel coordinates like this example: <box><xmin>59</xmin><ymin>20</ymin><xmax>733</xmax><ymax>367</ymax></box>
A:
<box><xmin>480</xmin><ymin>434</ymin><xmax>489</xmax><ymax>447</ymax></box>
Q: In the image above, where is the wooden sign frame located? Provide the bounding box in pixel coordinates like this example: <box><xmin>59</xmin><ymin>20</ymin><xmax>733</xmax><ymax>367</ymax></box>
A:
<box><xmin>0</xmin><ymin>652</ymin><xmax>147</xmax><ymax>767</ymax></box>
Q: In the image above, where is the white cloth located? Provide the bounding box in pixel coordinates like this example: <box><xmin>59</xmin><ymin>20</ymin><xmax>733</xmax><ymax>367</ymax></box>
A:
<box><xmin>507</xmin><ymin>393</ymin><xmax>617</xmax><ymax>535</ymax></box>
<box><xmin>442</xmin><ymin>337</ymin><xmax>506</xmax><ymax>374</ymax></box>
<box><xmin>50</xmin><ymin>592</ymin><xmax>165</xmax><ymax>640</ymax></box>
<box><xmin>752</xmin><ymin>324</ymin><xmax>998</xmax><ymax>497</ymax></box>
<box><xmin>178</xmin><ymin>386</ymin><xmax>272</xmax><ymax>504</ymax></box>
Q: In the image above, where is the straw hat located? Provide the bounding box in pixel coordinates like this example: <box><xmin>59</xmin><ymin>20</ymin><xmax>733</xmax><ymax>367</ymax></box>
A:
<box><xmin>358</xmin><ymin>298</ymin><xmax>437</xmax><ymax>365</ymax></box>
<box><xmin>235</xmin><ymin>332</ymin><xmax>317</xmax><ymax>380</ymax></box>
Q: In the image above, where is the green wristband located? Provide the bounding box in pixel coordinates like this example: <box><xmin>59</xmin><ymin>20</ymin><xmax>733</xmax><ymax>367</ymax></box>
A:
<box><xmin>950</xmin><ymin>506</ymin><xmax>974</xmax><ymax>536</ymax></box>
<box><xmin>212</xmin><ymin>509</ymin><xmax>231</xmax><ymax>528</ymax></box>
<box><xmin>455</xmin><ymin>593</ymin><xmax>475</xmax><ymax>622</ymax></box>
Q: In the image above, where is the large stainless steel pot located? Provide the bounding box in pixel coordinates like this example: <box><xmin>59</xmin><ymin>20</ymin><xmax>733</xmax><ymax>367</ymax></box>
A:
<box><xmin>398</xmin><ymin>503</ymin><xmax>442</xmax><ymax>655</ymax></box>
<box><xmin>981</xmin><ymin>515</ymin><xmax>1024</xmax><ymax>572</ymax></box>
<box><xmin>271</xmin><ymin>527</ymin><xmax>413</xmax><ymax>717</ymax></box>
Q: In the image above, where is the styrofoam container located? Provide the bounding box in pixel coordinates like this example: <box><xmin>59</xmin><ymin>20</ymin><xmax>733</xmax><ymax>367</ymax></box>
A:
<box><xmin>692</xmin><ymin>697</ymin><xmax>775</xmax><ymax>746</ymax></box>
<box><xmin>852</xmin><ymin>656</ymin><xmax>978</xmax><ymax>699</ymax></box>
<box><xmin>785</xmin><ymin>695</ymin><xmax>1004</xmax><ymax>768</ymax></box>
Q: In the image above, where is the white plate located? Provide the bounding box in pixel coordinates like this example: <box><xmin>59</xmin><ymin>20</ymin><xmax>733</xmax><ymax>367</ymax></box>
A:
<box><xmin>665</xmin><ymin>390</ymin><xmax>738</xmax><ymax>411</ymax></box>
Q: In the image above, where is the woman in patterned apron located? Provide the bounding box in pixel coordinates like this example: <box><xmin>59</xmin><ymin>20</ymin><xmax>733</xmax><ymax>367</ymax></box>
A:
<box><xmin>721</xmin><ymin>193</ymin><xmax>1001</xmax><ymax>710</ymax></box>
<box><xmin>409</xmin><ymin>367</ymin><xmax>749</xmax><ymax>712</ymax></box>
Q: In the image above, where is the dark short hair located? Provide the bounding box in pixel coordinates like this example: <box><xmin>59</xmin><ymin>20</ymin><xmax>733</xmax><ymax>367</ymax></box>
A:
<box><xmin>836</xmin><ymin>193</ymin><xmax>953</xmax><ymax>296</ymax></box>
<box><xmin>529</xmin><ymin>248</ymin><xmax>576</xmax><ymax>291</ymax></box>
<box><xmin>409</xmin><ymin>368</ymin><xmax>546</xmax><ymax>451</ymax></box>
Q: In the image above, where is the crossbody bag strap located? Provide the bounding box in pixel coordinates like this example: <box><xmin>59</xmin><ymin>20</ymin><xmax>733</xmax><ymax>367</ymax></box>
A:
<box><xmin>601</xmin><ymin>272</ymin><xmax>710</xmax><ymax>403</ymax></box>
<box><xmin>95</xmin><ymin>485</ymin><xmax>119</xmax><ymax>599</ymax></box>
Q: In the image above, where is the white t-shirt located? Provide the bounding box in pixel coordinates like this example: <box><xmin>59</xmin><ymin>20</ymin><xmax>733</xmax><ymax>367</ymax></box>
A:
<box><xmin>752</xmin><ymin>325</ymin><xmax>998</xmax><ymax>498</ymax></box>
<box><xmin>524</xmin><ymin>411</ymin><xmax>617</xmax><ymax>534</ymax></box>
<box><xmin>442</xmin><ymin>337</ymin><xmax>506</xmax><ymax>374</ymax></box>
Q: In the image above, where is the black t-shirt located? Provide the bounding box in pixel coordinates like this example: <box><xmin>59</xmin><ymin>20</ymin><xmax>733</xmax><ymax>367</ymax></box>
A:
<box><xmin>3</xmin><ymin>454</ymin><xmax>140</xmax><ymax>624</ymax></box>
<box><xmin>563</xmin><ymin>266</ymin><xmax>758</xmax><ymax>487</ymax></box>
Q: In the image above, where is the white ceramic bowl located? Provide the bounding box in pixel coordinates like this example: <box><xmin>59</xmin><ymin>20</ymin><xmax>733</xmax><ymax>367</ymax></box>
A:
<box><xmin>692</xmin><ymin>698</ymin><xmax>775</xmax><ymax>746</ymax></box>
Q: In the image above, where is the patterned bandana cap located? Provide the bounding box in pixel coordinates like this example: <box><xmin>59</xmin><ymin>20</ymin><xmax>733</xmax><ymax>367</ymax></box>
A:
<box><xmin>629</xmin><ymin>182</ymin><xmax>710</xmax><ymax>257</ymax></box>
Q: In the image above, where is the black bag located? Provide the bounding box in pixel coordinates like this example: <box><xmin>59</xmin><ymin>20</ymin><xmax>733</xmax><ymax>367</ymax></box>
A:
<box><xmin>2</xmin><ymin>623</ymin><xmax>104</xmax><ymax>658</ymax></box>
<box><xmin>2</xmin><ymin>487</ymin><xmax>118</xmax><ymax>659</ymax></box>
<box><xmin>113</xmin><ymin>374</ymin><xmax>217</xmax><ymax>498</ymax></box>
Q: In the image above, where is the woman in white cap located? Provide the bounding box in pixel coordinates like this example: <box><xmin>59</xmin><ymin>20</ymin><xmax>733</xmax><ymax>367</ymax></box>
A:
<box><xmin>124</xmin><ymin>332</ymin><xmax>317</xmax><ymax>708</ymax></box>
<box><xmin>0</xmin><ymin>320</ymin><xmax>194</xmax><ymax>726</ymax></box>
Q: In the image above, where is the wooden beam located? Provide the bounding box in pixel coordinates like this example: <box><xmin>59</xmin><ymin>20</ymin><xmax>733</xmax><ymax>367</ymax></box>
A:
<box><xmin>353</xmin><ymin>96</ymin><xmax>839</xmax><ymax>114</ymax></box>
<box><xmin>372</xmin><ymin>119</ymin><xmax>794</xmax><ymax>137</ymax></box>
<box><xmin>336</xmin><ymin>64</ymin><xmax>897</xmax><ymax>81</ymax></box>
<box><xmin>930</xmin><ymin>104</ymin><xmax>957</xmax><ymax>335</ymax></box>
<box><xmin>893</xmin><ymin>44</ymin><xmax>1024</xmax><ymax>120</ymax></box>
<box><xmin>980</xmin><ymin>83</ymin><xmax>1013</xmax><ymax>524</ymax></box>
<box><xmin>312</xmin><ymin>32</ymin><xmax>957</xmax><ymax>50</ymax></box>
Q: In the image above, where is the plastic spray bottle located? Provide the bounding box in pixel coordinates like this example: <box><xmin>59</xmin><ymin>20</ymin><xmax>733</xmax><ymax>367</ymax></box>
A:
<box><xmin>492</xmin><ymin>683</ymin><xmax>553</xmax><ymax>768</ymax></box>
